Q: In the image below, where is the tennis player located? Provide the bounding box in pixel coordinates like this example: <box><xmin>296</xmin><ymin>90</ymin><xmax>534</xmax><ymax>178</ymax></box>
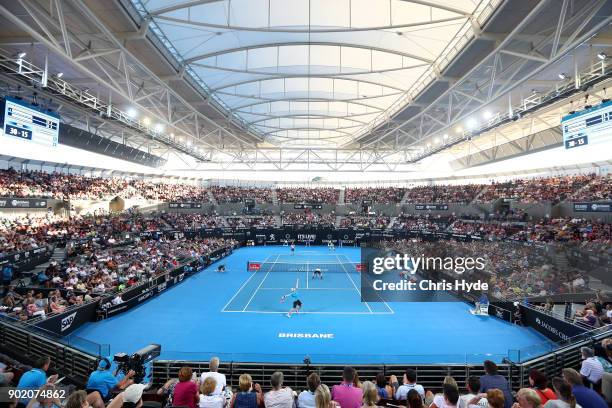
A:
<box><xmin>281</xmin><ymin>282</ymin><xmax>302</xmax><ymax>318</ymax></box>
<box><xmin>312</xmin><ymin>267</ymin><xmax>323</xmax><ymax>280</ymax></box>
<box><xmin>290</xmin><ymin>243</ymin><xmax>296</xmax><ymax>255</ymax></box>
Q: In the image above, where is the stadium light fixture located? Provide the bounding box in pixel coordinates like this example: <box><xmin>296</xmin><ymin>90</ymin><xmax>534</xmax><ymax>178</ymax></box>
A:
<box><xmin>483</xmin><ymin>110</ymin><xmax>492</xmax><ymax>119</ymax></box>
<box><xmin>443</xmin><ymin>134</ymin><xmax>449</xmax><ymax>140</ymax></box>
<box><xmin>597</xmin><ymin>52</ymin><xmax>607</xmax><ymax>60</ymax></box>
<box><xmin>433</xmin><ymin>137</ymin><xmax>440</xmax><ymax>144</ymax></box>
<box><xmin>466</xmin><ymin>118</ymin><xmax>478</xmax><ymax>129</ymax></box>
<box><xmin>558</xmin><ymin>73</ymin><xmax>567</xmax><ymax>80</ymax></box>
<box><xmin>17</xmin><ymin>52</ymin><xmax>26</xmax><ymax>59</ymax></box>
<box><xmin>455</xmin><ymin>126</ymin><xmax>463</xmax><ymax>133</ymax></box>
<box><xmin>56</xmin><ymin>72</ymin><xmax>64</xmax><ymax>78</ymax></box>
<box><xmin>127</xmin><ymin>108</ymin><xmax>137</xmax><ymax>118</ymax></box>
<box><xmin>154</xmin><ymin>124</ymin><xmax>164</xmax><ymax>132</ymax></box>
<box><xmin>143</xmin><ymin>117</ymin><xmax>151</xmax><ymax>125</ymax></box>
<box><xmin>186</xmin><ymin>140</ymin><xmax>192</xmax><ymax>146</ymax></box>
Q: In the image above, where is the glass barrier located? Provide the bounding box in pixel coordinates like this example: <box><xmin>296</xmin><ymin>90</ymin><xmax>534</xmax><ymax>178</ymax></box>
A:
<box><xmin>158</xmin><ymin>350</ymin><xmax>509</xmax><ymax>365</ymax></box>
<box><xmin>0</xmin><ymin>315</ymin><xmax>110</xmax><ymax>356</ymax></box>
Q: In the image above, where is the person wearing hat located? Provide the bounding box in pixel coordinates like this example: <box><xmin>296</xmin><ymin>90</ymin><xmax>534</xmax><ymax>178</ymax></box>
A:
<box><xmin>86</xmin><ymin>358</ymin><xmax>135</xmax><ymax>404</ymax></box>
<box><xmin>106</xmin><ymin>384</ymin><xmax>148</xmax><ymax>408</ymax></box>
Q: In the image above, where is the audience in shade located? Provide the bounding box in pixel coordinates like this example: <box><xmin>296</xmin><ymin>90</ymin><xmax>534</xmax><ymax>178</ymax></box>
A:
<box><xmin>281</xmin><ymin>212</ymin><xmax>335</xmax><ymax>227</ymax></box>
<box><xmin>226</xmin><ymin>216</ymin><xmax>277</xmax><ymax>228</ymax></box>
<box><xmin>339</xmin><ymin>215</ymin><xmax>390</xmax><ymax>229</ymax></box>
<box><xmin>277</xmin><ymin>188</ymin><xmax>339</xmax><ymax>204</ymax></box>
<box><xmin>211</xmin><ymin>187</ymin><xmax>273</xmax><ymax>204</ymax></box>
<box><xmin>345</xmin><ymin>187</ymin><xmax>405</xmax><ymax>204</ymax></box>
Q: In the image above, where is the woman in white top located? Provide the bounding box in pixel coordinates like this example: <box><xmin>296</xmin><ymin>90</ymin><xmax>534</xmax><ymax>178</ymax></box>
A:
<box><xmin>200</xmin><ymin>377</ymin><xmax>226</xmax><ymax>408</ymax></box>
<box><xmin>543</xmin><ymin>378</ymin><xmax>581</xmax><ymax>408</ymax></box>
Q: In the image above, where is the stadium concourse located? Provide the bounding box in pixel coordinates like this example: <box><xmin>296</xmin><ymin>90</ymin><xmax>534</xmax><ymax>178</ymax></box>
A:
<box><xmin>0</xmin><ymin>1</ymin><xmax>612</xmax><ymax>408</ymax></box>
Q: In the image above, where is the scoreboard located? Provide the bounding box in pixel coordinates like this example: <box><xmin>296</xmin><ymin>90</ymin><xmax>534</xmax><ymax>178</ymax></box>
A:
<box><xmin>561</xmin><ymin>100</ymin><xmax>612</xmax><ymax>149</ymax></box>
<box><xmin>2</xmin><ymin>97</ymin><xmax>59</xmax><ymax>147</ymax></box>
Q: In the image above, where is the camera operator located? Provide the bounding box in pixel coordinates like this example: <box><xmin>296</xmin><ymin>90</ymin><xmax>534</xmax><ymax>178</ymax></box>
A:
<box><xmin>86</xmin><ymin>358</ymin><xmax>136</xmax><ymax>407</ymax></box>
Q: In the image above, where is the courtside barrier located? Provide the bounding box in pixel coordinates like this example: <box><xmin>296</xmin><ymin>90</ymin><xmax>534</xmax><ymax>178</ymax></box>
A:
<box><xmin>151</xmin><ymin>327</ymin><xmax>611</xmax><ymax>392</ymax></box>
<box><xmin>0</xmin><ymin>317</ymin><xmax>101</xmax><ymax>385</ymax></box>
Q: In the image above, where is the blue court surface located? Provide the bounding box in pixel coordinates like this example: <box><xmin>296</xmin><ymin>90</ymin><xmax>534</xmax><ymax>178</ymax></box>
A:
<box><xmin>71</xmin><ymin>245</ymin><xmax>552</xmax><ymax>364</ymax></box>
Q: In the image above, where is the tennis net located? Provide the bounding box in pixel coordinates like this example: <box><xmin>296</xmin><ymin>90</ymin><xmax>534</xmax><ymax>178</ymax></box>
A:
<box><xmin>247</xmin><ymin>261</ymin><xmax>365</xmax><ymax>273</ymax></box>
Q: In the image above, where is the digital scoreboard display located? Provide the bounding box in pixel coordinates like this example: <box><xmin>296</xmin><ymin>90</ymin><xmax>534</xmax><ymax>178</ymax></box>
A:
<box><xmin>2</xmin><ymin>97</ymin><xmax>59</xmax><ymax>147</ymax></box>
<box><xmin>561</xmin><ymin>100</ymin><xmax>612</xmax><ymax>149</ymax></box>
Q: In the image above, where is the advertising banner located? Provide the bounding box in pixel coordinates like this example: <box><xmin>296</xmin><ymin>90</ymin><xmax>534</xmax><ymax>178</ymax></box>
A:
<box><xmin>573</xmin><ymin>202</ymin><xmax>612</xmax><ymax>212</ymax></box>
<box><xmin>0</xmin><ymin>197</ymin><xmax>48</xmax><ymax>208</ymax></box>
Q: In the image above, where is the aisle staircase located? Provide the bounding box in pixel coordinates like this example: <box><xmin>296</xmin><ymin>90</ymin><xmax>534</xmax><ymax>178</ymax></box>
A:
<box><xmin>273</xmin><ymin>215</ymin><xmax>282</xmax><ymax>227</ymax></box>
<box><xmin>469</xmin><ymin>185</ymin><xmax>489</xmax><ymax>205</ymax></box>
<box><xmin>387</xmin><ymin>217</ymin><xmax>397</xmax><ymax>229</ymax></box>
<box><xmin>207</xmin><ymin>190</ymin><xmax>218</xmax><ymax>205</ymax></box>
<box><xmin>271</xmin><ymin>189</ymin><xmax>279</xmax><ymax>205</ymax></box>
<box><xmin>19</xmin><ymin>246</ymin><xmax>66</xmax><ymax>285</ymax></box>
<box><xmin>335</xmin><ymin>215</ymin><xmax>344</xmax><ymax>227</ymax></box>
<box><xmin>338</xmin><ymin>188</ymin><xmax>345</xmax><ymax>205</ymax></box>
<box><xmin>400</xmin><ymin>189</ymin><xmax>411</xmax><ymax>204</ymax></box>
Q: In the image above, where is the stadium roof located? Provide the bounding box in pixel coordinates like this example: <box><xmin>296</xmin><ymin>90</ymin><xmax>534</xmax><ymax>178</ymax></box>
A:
<box><xmin>132</xmin><ymin>0</ymin><xmax>499</xmax><ymax>148</ymax></box>
<box><xmin>0</xmin><ymin>0</ymin><xmax>611</xmax><ymax>174</ymax></box>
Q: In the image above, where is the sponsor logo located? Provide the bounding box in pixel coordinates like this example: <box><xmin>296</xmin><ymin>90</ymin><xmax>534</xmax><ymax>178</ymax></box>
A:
<box><xmin>496</xmin><ymin>309</ymin><xmax>504</xmax><ymax>319</ymax></box>
<box><xmin>534</xmin><ymin>316</ymin><xmax>570</xmax><ymax>341</ymax></box>
<box><xmin>297</xmin><ymin>234</ymin><xmax>316</xmax><ymax>241</ymax></box>
<box><xmin>278</xmin><ymin>333</ymin><xmax>335</xmax><ymax>339</ymax></box>
<box><xmin>61</xmin><ymin>312</ymin><xmax>78</xmax><ymax>332</ymax></box>
<box><xmin>138</xmin><ymin>291</ymin><xmax>153</xmax><ymax>302</ymax></box>
<box><xmin>157</xmin><ymin>282</ymin><xmax>167</xmax><ymax>293</ymax></box>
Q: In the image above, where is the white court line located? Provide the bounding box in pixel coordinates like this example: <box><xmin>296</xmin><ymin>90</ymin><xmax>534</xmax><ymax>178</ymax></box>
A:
<box><xmin>221</xmin><ymin>254</ymin><xmax>271</xmax><ymax>312</ymax></box>
<box><xmin>338</xmin><ymin>253</ymin><xmax>394</xmax><ymax>314</ymax></box>
<box><xmin>242</xmin><ymin>254</ymin><xmax>279</xmax><ymax>311</ymax></box>
<box><xmin>336</xmin><ymin>254</ymin><xmax>373</xmax><ymax>314</ymax></box>
<box><xmin>221</xmin><ymin>310</ymin><xmax>394</xmax><ymax>315</ymax></box>
<box><xmin>258</xmin><ymin>287</ymin><xmax>356</xmax><ymax>291</ymax></box>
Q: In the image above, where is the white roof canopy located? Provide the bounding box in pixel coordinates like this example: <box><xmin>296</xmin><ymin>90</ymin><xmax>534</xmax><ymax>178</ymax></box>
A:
<box><xmin>137</xmin><ymin>0</ymin><xmax>496</xmax><ymax>147</ymax></box>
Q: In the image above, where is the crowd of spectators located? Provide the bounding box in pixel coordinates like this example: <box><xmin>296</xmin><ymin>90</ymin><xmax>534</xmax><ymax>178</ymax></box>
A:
<box><xmin>477</xmin><ymin>174</ymin><xmax>597</xmax><ymax>204</ymax></box>
<box><xmin>211</xmin><ymin>187</ymin><xmax>273</xmax><ymax>204</ymax></box>
<box><xmin>392</xmin><ymin>214</ymin><xmax>455</xmax><ymax>232</ymax></box>
<box><xmin>1</xmin><ymin>235</ymin><xmax>236</xmax><ymax>321</ymax></box>
<box><xmin>7</xmin><ymin>354</ymin><xmax>611</xmax><ymax>408</ymax></box>
<box><xmin>381</xmin><ymin>237</ymin><xmax>588</xmax><ymax>298</ymax></box>
<box><xmin>571</xmin><ymin>174</ymin><xmax>612</xmax><ymax>201</ymax></box>
<box><xmin>162</xmin><ymin>213</ymin><xmax>226</xmax><ymax>229</ymax></box>
<box><xmin>403</xmin><ymin>184</ymin><xmax>483</xmax><ymax>204</ymax></box>
<box><xmin>339</xmin><ymin>216</ymin><xmax>390</xmax><ymax>229</ymax></box>
<box><xmin>281</xmin><ymin>212</ymin><xmax>335</xmax><ymax>227</ymax></box>
<box><xmin>226</xmin><ymin>216</ymin><xmax>278</xmax><ymax>228</ymax></box>
<box><xmin>344</xmin><ymin>187</ymin><xmax>405</xmax><ymax>204</ymax></box>
<box><xmin>276</xmin><ymin>188</ymin><xmax>339</xmax><ymax>204</ymax></box>
<box><xmin>0</xmin><ymin>211</ymin><xmax>166</xmax><ymax>259</ymax></box>
<box><xmin>2</xmin><ymin>169</ymin><xmax>611</xmax><ymax>204</ymax></box>
<box><xmin>0</xmin><ymin>168</ymin><xmax>209</xmax><ymax>202</ymax></box>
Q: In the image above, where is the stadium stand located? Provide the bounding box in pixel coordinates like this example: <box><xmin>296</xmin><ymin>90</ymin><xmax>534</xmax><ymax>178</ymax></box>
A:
<box><xmin>0</xmin><ymin>1</ymin><xmax>611</xmax><ymax>407</ymax></box>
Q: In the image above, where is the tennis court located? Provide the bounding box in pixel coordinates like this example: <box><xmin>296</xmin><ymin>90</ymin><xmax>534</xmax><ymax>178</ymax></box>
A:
<box><xmin>222</xmin><ymin>251</ymin><xmax>394</xmax><ymax>315</ymax></box>
<box><xmin>71</xmin><ymin>245</ymin><xmax>553</xmax><ymax>364</ymax></box>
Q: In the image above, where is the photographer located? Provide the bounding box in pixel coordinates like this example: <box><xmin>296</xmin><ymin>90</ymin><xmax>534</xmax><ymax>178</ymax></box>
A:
<box><xmin>86</xmin><ymin>358</ymin><xmax>135</xmax><ymax>406</ymax></box>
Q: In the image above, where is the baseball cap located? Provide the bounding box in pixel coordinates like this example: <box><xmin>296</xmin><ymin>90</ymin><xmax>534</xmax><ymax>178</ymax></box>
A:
<box><xmin>123</xmin><ymin>384</ymin><xmax>146</xmax><ymax>404</ymax></box>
